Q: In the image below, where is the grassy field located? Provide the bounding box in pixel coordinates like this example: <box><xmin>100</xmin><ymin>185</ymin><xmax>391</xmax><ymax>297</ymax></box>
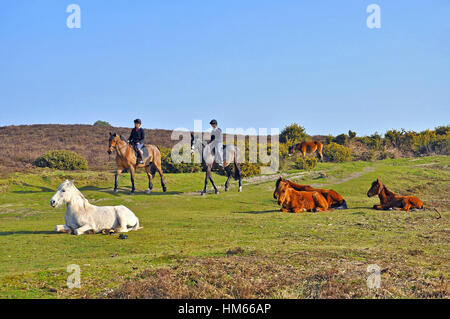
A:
<box><xmin>0</xmin><ymin>156</ymin><xmax>449</xmax><ymax>298</ymax></box>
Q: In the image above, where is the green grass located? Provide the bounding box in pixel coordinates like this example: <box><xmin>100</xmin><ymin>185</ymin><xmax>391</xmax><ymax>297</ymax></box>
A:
<box><xmin>0</xmin><ymin>156</ymin><xmax>449</xmax><ymax>298</ymax></box>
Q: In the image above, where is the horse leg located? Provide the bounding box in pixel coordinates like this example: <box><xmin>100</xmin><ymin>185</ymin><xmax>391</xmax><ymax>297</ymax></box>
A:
<box><xmin>318</xmin><ymin>150</ymin><xmax>324</xmax><ymax>162</ymax></box>
<box><xmin>201</xmin><ymin>166</ymin><xmax>210</xmax><ymax>195</ymax></box>
<box><xmin>155</xmin><ymin>164</ymin><xmax>167</xmax><ymax>192</ymax></box>
<box><xmin>114</xmin><ymin>168</ymin><xmax>123</xmax><ymax>193</ymax></box>
<box><xmin>208</xmin><ymin>169</ymin><xmax>219</xmax><ymax>194</ymax></box>
<box><xmin>224</xmin><ymin>166</ymin><xmax>232</xmax><ymax>191</ymax></box>
<box><xmin>145</xmin><ymin>165</ymin><xmax>153</xmax><ymax>194</ymax></box>
<box><xmin>73</xmin><ymin>224</ymin><xmax>93</xmax><ymax>236</ymax></box>
<box><xmin>129</xmin><ymin>166</ymin><xmax>136</xmax><ymax>194</ymax></box>
<box><xmin>235</xmin><ymin>162</ymin><xmax>242</xmax><ymax>192</ymax></box>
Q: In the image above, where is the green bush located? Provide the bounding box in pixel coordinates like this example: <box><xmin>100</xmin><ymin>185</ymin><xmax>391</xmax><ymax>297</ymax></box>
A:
<box><xmin>34</xmin><ymin>150</ymin><xmax>88</xmax><ymax>170</ymax></box>
<box><xmin>348</xmin><ymin>130</ymin><xmax>357</xmax><ymax>139</ymax></box>
<box><xmin>93</xmin><ymin>120</ymin><xmax>111</xmax><ymax>127</ymax></box>
<box><xmin>323</xmin><ymin>143</ymin><xmax>351</xmax><ymax>163</ymax></box>
<box><xmin>333</xmin><ymin>133</ymin><xmax>349</xmax><ymax>146</ymax></box>
<box><xmin>217</xmin><ymin>161</ymin><xmax>262</xmax><ymax>178</ymax></box>
<box><xmin>279</xmin><ymin>123</ymin><xmax>307</xmax><ymax>144</ymax></box>
<box><xmin>360</xmin><ymin>150</ymin><xmax>376</xmax><ymax>162</ymax></box>
<box><xmin>159</xmin><ymin>147</ymin><xmax>202</xmax><ymax>173</ymax></box>
<box><xmin>294</xmin><ymin>156</ymin><xmax>318</xmax><ymax>170</ymax></box>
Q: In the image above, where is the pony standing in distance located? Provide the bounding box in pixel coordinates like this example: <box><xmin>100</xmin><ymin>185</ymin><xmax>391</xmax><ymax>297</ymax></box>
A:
<box><xmin>50</xmin><ymin>180</ymin><xmax>142</xmax><ymax>235</ymax></box>
<box><xmin>190</xmin><ymin>133</ymin><xmax>242</xmax><ymax>195</ymax></box>
<box><xmin>108</xmin><ymin>133</ymin><xmax>166</xmax><ymax>194</ymax></box>
<box><xmin>289</xmin><ymin>141</ymin><xmax>324</xmax><ymax>162</ymax></box>
<box><xmin>367</xmin><ymin>178</ymin><xmax>424</xmax><ymax>211</ymax></box>
<box><xmin>274</xmin><ymin>178</ymin><xmax>329</xmax><ymax>213</ymax></box>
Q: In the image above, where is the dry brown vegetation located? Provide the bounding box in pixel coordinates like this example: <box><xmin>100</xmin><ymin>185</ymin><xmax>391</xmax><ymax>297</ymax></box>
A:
<box><xmin>108</xmin><ymin>251</ymin><xmax>448</xmax><ymax>299</ymax></box>
<box><xmin>0</xmin><ymin>124</ymin><xmax>181</xmax><ymax>172</ymax></box>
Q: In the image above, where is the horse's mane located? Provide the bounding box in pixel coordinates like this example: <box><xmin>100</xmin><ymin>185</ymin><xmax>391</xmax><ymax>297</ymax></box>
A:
<box><xmin>69</xmin><ymin>183</ymin><xmax>90</xmax><ymax>209</ymax></box>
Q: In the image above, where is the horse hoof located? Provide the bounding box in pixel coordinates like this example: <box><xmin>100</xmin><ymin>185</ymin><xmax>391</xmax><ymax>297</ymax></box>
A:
<box><xmin>130</xmin><ymin>191</ymin><xmax>135</xmax><ymax>195</ymax></box>
<box><xmin>225</xmin><ymin>188</ymin><xmax>228</xmax><ymax>192</ymax></box>
<box><xmin>215</xmin><ymin>190</ymin><xmax>219</xmax><ymax>194</ymax></box>
<box><xmin>113</xmin><ymin>189</ymin><xmax>118</xmax><ymax>193</ymax></box>
<box><xmin>201</xmin><ymin>192</ymin><xmax>206</xmax><ymax>196</ymax></box>
<box><xmin>163</xmin><ymin>187</ymin><xmax>167</xmax><ymax>192</ymax></box>
<box><xmin>238</xmin><ymin>186</ymin><xmax>242</xmax><ymax>192</ymax></box>
<box><xmin>145</xmin><ymin>189</ymin><xmax>151</xmax><ymax>194</ymax></box>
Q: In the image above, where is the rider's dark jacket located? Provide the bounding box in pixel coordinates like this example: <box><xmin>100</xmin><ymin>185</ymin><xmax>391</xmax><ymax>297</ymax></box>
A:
<box><xmin>128</xmin><ymin>127</ymin><xmax>145</xmax><ymax>145</ymax></box>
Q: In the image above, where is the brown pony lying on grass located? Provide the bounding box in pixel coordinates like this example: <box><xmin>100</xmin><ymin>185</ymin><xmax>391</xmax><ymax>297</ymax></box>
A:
<box><xmin>273</xmin><ymin>177</ymin><xmax>347</xmax><ymax>209</ymax></box>
<box><xmin>274</xmin><ymin>178</ymin><xmax>329</xmax><ymax>213</ymax></box>
<box><xmin>367</xmin><ymin>179</ymin><xmax>424</xmax><ymax>211</ymax></box>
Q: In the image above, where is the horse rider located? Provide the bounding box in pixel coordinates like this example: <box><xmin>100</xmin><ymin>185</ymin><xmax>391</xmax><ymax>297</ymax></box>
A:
<box><xmin>128</xmin><ymin>119</ymin><xmax>145</xmax><ymax>164</ymax></box>
<box><xmin>209</xmin><ymin>119</ymin><xmax>223</xmax><ymax>166</ymax></box>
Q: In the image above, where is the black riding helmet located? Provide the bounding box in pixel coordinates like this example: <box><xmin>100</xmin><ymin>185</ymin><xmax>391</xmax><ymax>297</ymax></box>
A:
<box><xmin>134</xmin><ymin>119</ymin><xmax>142</xmax><ymax>124</ymax></box>
<box><xmin>209</xmin><ymin>119</ymin><xmax>217</xmax><ymax>125</ymax></box>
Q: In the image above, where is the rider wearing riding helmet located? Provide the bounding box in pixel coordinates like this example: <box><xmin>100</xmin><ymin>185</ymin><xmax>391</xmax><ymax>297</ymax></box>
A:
<box><xmin>129</xmin><ymin>119</ymin><xmax>145</xmax><ymax>164</ymax></box>
<box><xmin>209</xmin><ymin>119</ymin><xmax>223</xmax><ymax>166</ymax></box>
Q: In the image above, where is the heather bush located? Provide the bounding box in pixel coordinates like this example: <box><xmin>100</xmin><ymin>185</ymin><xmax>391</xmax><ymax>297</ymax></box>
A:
<box><xmin>34</xmin><ymin>150</ymin><xmax>88</xmax><ymax>170</ymax></box>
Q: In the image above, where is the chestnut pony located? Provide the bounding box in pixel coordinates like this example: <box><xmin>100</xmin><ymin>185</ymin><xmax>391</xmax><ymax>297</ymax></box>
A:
<box><xmin>367</xmin><ymin>179</ymin><xmax>424</xmax><ymax>211</ymax></box>
<box><xmin>289</xmin><ymin>141</ymin><xmax>323</xmax><ymax>161</ymax></box>
<box><xmin>274</xmin><ymin>177</ymin><xmax>347</xmax><ymax>209</ymax></box>
<box><xmin>108</xmin><ymin>133</ymin><xmax>166</xmax><ymax>194</ymax></box>
<box><xmin>274</xmin><ymin>178</ymin><xmax>328</xmax><ymax>213</ymax></box>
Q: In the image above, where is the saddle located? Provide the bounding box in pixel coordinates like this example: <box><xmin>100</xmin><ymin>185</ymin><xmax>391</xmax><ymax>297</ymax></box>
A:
<box><xmin>134</xmin><ymin>145</ymin><xmax>149</xmax><ymax>159</ymax></box>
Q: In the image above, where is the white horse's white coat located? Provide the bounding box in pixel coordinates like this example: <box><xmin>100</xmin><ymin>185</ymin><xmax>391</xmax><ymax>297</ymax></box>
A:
<box><xmin>50</xmin><ymin>180</ymin><xmax>141</xmax><ymax>235</ymax></box>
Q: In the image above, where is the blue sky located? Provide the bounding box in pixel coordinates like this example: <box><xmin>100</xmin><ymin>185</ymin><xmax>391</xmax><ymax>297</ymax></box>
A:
<box><xmin>0</xmin><ymin>0</ymin><xmax>449</xmax><ymax>135</ymax></box>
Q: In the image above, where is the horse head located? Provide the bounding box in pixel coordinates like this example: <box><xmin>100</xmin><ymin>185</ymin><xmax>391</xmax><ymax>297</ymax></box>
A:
<box><xmin>190</xmin><ymin>132</ymin><xmax>204</xmax><ymax>155</ymax></box>
<box><xmin>367</xmin><ymin>178</ymin><xmax>383</xmax><ymax>197</ymax></box>
<box><xmin>108</xmin><ymin>132</ymin><xmax>120</xmax><ymax>154</ymax></box>
<box><xmin>50</xmin><ymin>180</ymin><xmax>76</xmax><ymax>208</ymax></box>
<box><xmin>288</xmin><ymin>144</ymin><xmax>297</xmax><ymax>157</ymax></box>
<box><xmin>273</xmin><ymin>177</ymin><xmax>287</xmax><ymax>199</ymax></box>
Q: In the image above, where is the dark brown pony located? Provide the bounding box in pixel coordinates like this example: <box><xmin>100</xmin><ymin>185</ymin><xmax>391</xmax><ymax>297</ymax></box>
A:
<box><xmin>274</xmin><ymin>178</ymin><xmax>329</xmax><ymax>213</ymax></box>
<box><xmin>367</xmin><ymin>179</ymin><xmax>424</xmax><ymax>211</ymax></box>
<box><xmin>289</xmin><ymin>141</ymin><xmax>323</xmax><ymax>161</ymax></box>
<box><xmin>273</xmin><ymin>177</ymin><xmax>347</xmax><ymax>209</ymax></box>
<box><xmin>108</xmin><ymin>133</ymin><xmax>166</xmax><ymax>194</ymax></box>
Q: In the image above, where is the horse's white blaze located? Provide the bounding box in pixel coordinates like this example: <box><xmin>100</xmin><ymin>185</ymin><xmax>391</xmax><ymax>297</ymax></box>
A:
<box><xmin>50</xmin><ymin>180</ymin><xmax>141</xmax><ymax>235</ymax></box>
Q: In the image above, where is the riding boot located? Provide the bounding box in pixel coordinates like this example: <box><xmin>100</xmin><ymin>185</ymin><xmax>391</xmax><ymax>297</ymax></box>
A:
<box><xmin>138</xmin><ymin>150</ymin><xmax>144</xmax><ymax>164</ymax></box>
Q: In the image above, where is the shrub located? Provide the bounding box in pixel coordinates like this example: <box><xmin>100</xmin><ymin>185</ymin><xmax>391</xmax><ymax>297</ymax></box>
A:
<box><xmin>378</xmin><ymin>150</ymin><xmax>397</xmax><ymax>160</ymax></box>
<box><xmin>435</xmin><ymin>125</ymin><xmax>450</xmax><ymax>136</ymax></box>
<box><xmin>278</xmin><ymin>143</ymin><xmax>290</xmax><ymax>159</ymax></box>
<box><xmin>34</xmin><ymin>150</ymin><xmax>88</xmax><ymax>170</ymax></box>
<box><xmin>93</xmin><ymin>120</ymin><xmax>111</xmax><ymax>127</ymax></box>
<box><xmin>217</xmin><ymin>161</ymin><xmax>262</xmax><ymax>178</ymax></box>
<box><xmin>159</xmin><ymin>147</ymin><xmax>202</xmax><ymax>173</ymax></box>
<box><xmin>333</xmin><ymin>134</ymin><xmax>349</xmax><ymax>146</ymax></box>
<box><xmin>294</xmin><ymin>156</ymin><xmax>318</xmax><ymax>170</ymax></box>
<box><xmin>323</xmin><ymin>143</ymin><xmax>351</xmax><ymax>163</ymax></box>
<box><xmin>348</xmin><ymin>130</ymin><xmax>357</xmax><ymax>139</ymax></box>
<box><xmin>279</xmin><ymin>123</ymin><xmax>307</xmax><ymax>144</ymax></box>
<box><xmin>359</xmin><ymin>150</ymin><xmax>376</xmax><ymax>162</ymax></box>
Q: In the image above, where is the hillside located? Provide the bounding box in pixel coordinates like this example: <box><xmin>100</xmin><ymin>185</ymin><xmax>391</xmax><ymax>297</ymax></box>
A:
<box><xmin>0</xmin><ymin>124</ymin><xmax>287</xmax><ymax>173</ymax></box>
<box><xmin>0</xmin><ymin>125</ymin><xmax>191</xmax><ymax>171</ymax></box>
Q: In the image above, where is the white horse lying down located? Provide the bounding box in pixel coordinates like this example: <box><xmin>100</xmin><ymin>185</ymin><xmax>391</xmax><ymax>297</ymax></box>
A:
<box><xmin>50</xmin><ymin>180</ymin><xmax>142</xmax><ymax>235</ymax></box>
